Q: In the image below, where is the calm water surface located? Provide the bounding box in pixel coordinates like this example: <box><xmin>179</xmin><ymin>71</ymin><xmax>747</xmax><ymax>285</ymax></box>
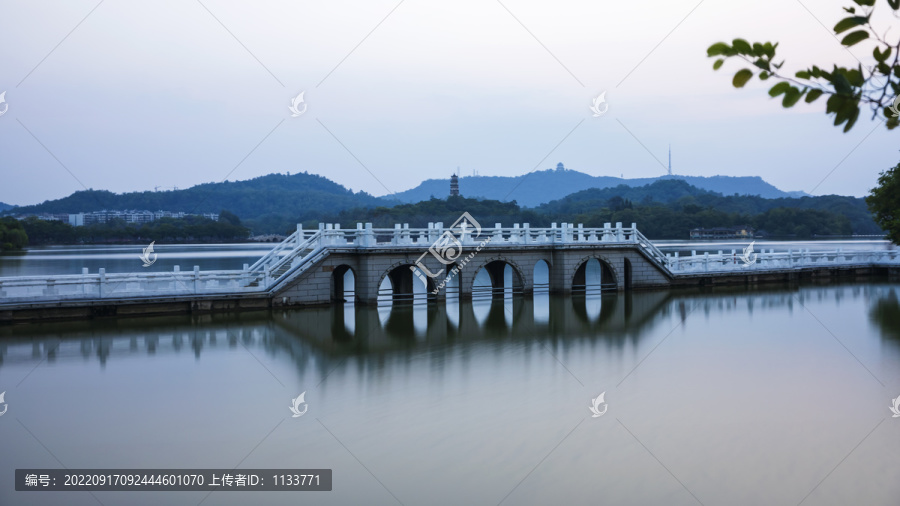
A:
<box><xmin>1</xmin><ymin>281</ymin><xmax>899</xmax><ymax>505</ymax></box>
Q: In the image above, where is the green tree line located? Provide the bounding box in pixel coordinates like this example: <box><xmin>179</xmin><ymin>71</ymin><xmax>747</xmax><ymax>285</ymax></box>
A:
<box><xmin>304</xmin><ymin>180</ymin><xmax>879</xmax><ymax>240</ymax></box>
<box><xmin>0</xmin><ymin>217</ymin><xmax>29</xmax><ymax>251</ymax></box>
<box><xmin>18</xmin><ymin>211</ymin><xmax>249</xmax><ymax>246</ymax></box>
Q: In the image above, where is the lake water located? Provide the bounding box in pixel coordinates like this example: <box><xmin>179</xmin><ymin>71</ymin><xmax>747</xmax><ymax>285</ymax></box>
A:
<box><xmin>1</xmin><ymin>244</ymin><xmax>899</xmax><ymax>505</ymax></box>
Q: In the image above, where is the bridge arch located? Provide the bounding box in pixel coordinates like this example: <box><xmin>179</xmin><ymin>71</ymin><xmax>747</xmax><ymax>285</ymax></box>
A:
<box><xmin>533</xmin><ymin>259</ymin><xmax>550</xmax><ymax>293</ymax></box>
<box><xmin>469</xmin><ymin>256</ymin><xmax>527</xmax><ymax>297</ymax></box>
<box><xmin>571</xmin><ymin>255</ymin><xmax>619</xmax><ymax>293</ymax></box>
<box><xmin>331</xmin><ymin>264</ymin><xmax>356</xmax><ymax>302</ymax></box>
<box><xmin>377</xmin><ymin>261</ymin><xmax>438</xmax><ymax>304</ymax></box>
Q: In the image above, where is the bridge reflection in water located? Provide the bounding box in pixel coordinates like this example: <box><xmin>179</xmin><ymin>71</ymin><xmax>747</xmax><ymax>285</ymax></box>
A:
<box><xmin>2</xmin><ymin>283</ymin><xmax>899</xmax><ymax>376</ymax></box>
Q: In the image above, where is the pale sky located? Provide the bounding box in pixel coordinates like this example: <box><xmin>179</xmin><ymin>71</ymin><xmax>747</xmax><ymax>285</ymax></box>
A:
<box><xmin>0</xmin><ymin>0</ymin><xmax>897</xmax><ymax>207</ymax></box>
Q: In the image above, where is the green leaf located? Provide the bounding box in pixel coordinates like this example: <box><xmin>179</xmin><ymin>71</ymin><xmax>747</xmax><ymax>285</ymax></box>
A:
<box><xmin>752</xmin><ymin>58</ymin><xmax>770</xmax><ymax>71</ymax></box>
<box><xmin>826</xmin><ymin>94</ymin><xmax>841</xmax><ymax>114</ymax></box>
<box><xmin>732</xmin><ymin>69</ymin><xmax>754</xmax><ymax>88</ymax></box>
<box><xmin>732</xmin><ymin>38</ymin><xmax>752</xmax><ymax>53</ymax></box>
<box><xmin>873</xmin><ymin>46</ymin><xmax>891</xmax><ymax>62</ymax></box>
<box><xmin>782</xmin><ymin>88</ymin><xmax>805</xmax><ymax>108</ymax></box>
<box><xmin>759</xmin><ymin>71</ymin><xmax>770</xmax><ymax>80</ymax></box>
<box><xmin>831</xmin><ymin>70</ymin><xmax>852</xmax><ymax>94</ymax></box>
<box><xmin>841</xmin><ymin>30</ymin><xmax>869</xmax><ymax>46</ymax></box>
<box><xmin>768</xmin><ymin>82</ymin><xmax>791</xmax><ymax>97</ymax></box>
<box><xmin>853</xmin><ymin>0</ymin><xmax>875</xmax><ymax>6</ymax></box>
<box><xmin>713</xmin><ymin>59</ymin><xmax>724</xmax><ymax>70</ymax></box>
<box><xmin>834</xmin><ymin>16</ymin><xmax>868</xmax><ymax>34</ymax></box>
<box><xmin>843</xmin><ymin>6</ymin><xmax>856</xmax><ymax>13</ymax></box>
<box><xmin>846</xmin><ymin>67</ymin><xmax>864</xmax><ymax>86</ymax></box>
<box><xmin>805</xmin><ymin>89</ymin><xmax>824</xmax><ymax>103</ymax></box>
<box><xmin>707</xmin><ymin>43</ymin><xmax>730</xmax><ymax>56</ymax></box>
<box><xmin>843</xmin><ymin>106</ymin><xmax>860</xmax><ymax>132</ymax></box>
<box><xmin>796</xmin><ymin>70</ymin><xmax>811</xmax><ymax>79</ymax></box>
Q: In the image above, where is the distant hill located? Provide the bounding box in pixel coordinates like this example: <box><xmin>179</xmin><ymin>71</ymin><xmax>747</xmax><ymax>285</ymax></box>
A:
<box><xmin>3</xmin><ymin>172</ymin><xmax>382</xmax><ymax>234</ymax></box>
<box><xmin>387</xmin><ymin>169</ymin><xmax>808</xmax><ymax>207</ymax></box>
<box><xmin>320</xmin><ymin>179</ymin><xmax>881</xmax><ymax>239</ymax></box>
<box><xmin>538</xmin><ymin>179</ymin><xmax>881</xmax><ymax>236</ymax></box>
<box><xmin>0</xmin><ymin>202</ymin><xmax>12</xmax><ymax>212</ymax></box>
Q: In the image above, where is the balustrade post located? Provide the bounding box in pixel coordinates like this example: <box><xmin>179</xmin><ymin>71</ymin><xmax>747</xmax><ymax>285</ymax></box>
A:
<box><xmin>264</xmin><ymin>264</ymin><xmax>270</xmax><ymax>289</ymax></box>
<box><xmin>99</xmin><ymin>268</ymin><xmax>106</xmax><ymax>298</ymax></box>
<box><xmin>602</xmin><ymin>223</ymin><xmax>611</xmax><ymax>242</ymax></box>
<box><xmin>82</xmin><ymin>267</ymin><xmax>88</xmax><ymax>295</ymax></box>
<box><xmin>631</xmin><ymin>223</ymin><xmax>638</xmax><ymax>242</ymax></box>
<box><xmin>392</xmin><ymin>224</ymin><xmax>401</xmax><ymax>245</ymax></box>
<box><xmin>193</xmin><ymin>266</ymin><xmax>200</xmax><ymax>293</ymax></box>
<box><xmin>512</xmin><ymin>223</ymin><xmax>520</xmax><ymax>243</ymax></box>
<box><xmin>296</xmin><ymin>224</ymin><xmax>303</xmax><ymax>246</ymax></box>
<box><xmin>523</xmin><ymin>223</ymin><xmax>530</xmax><ymax>243</ymax></box>
<box><xmin>704</xmin><ymin>252</ymin><xmax>709</xmax><ymax>272</ymax></box>
<box><xmin>550</xmin><ymin>223</ymin><xmax>557</xmax><ymax>243</ymax></box>
<box><xmin>615</xmin><ymin>222</ymin><xmax>624</xmax><ymax>241</ymax></box>
<box><xmin>365</xmin><ymin>223</ymin><xmax>374</xmax><ymax>246</ymax></box>
<box><xmin>355</xmin><ymin>223</ymin><xmax>363</xmax><ymax>246</ymax></box>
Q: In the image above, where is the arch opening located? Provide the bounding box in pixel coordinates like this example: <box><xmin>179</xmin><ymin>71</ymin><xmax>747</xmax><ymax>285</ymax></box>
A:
<box><xmin>331</xmin><ymin>265</ymin><xmax>356</xmax><ymax>302</ymax></box>
<box><xmin>624</xmin><ymin>258</ymin><xmax>632</xmax><ymax>291</ymax></box>
<box><xmin>573</xmin><ymin>258</ymin><xmax>617</xmax><ymax>294</ymax></box>
<box><xmin>378</xmin><ymin>264</ymin><xmax>437</xmax><ymax>306</ymax></box>
<box><xmin>472</xmin><ymin>260</ymin><xmax>525</xmax><ymax>300</ymax></box>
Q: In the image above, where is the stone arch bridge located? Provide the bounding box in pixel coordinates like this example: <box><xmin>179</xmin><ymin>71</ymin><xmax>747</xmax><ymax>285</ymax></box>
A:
<box><xmin>271</xmin><ymin>222</ymin><xmax>671</xmax><ymax>306</ymax></box>
<box><xmin>2</xmin><ymin>221</ymin><xmax>897</xmax><ymax>323</ymax></box>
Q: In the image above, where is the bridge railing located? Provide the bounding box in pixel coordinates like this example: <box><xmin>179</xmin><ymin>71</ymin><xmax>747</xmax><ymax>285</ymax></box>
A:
<box><xmin>665</xmin><ymin>247</ymin><xmax>900</xmax><ymax>273</ymax></box>
<box><xmin>247</xmin><ymin>225</ymin><xmax>320</xmax><ymax>273</ymax></box>
<box><xmin>313</xmin><ymin>221</ymin><xmax>652</xmax><ymax>248</ymax></box>
<box><xmin>0</xmin><ymin>266</ymin><xmax>267</xmax><ymax>304</ymax></box>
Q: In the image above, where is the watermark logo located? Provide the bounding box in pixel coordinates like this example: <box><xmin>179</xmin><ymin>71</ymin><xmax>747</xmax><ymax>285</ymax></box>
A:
<box><xmin>140</xmin><ymin>241</ymin><xmax>157</xmax><ymax>267</ymax></box>
<box><xmin>890</xmin><ymin>395</ymin><xmax>900</xmax><ymax>418</ymax></box>
<box><xmin>412</xmin><ymin>212</ymin><xmax>483</xmax><ymax>279</ymax></box>
<box><xmin>0</xmin><ymin>391</ymin><xmax>7</xmax><ymax>416</ymax></box>
<box><xmin>589</xmin><ymin>391</ymin><xmax>607</xmax><ymax>417</ymax></box>
<box><xmin>410</xmin><ymin>212</ymin><xmax>492</xmax><ymax>293</ymax></box>
<box><xmin>888</xmin><ymin>95</ymin><xmax>900</xmax><ymax>118</ymax></box>
<box><xmin>289</xmin><ymin>91</ymin><xmax>307</xmax><ymax>117</ymax></box>
<box><xmin>590</xmin><ymin>91</ymin><xmax>608</xmax><ymax>117</ymax></box>
<box><xmin>0</xmin><ymin>91</ymin><xmax>7</xmax><ymax>117</ymax></box>
<box><xmin>739</xmin><ymin>241</ymin><xmax>757</xmax><ymax>266</ymax></box>
<box><xmin>289</xmin><ymin>391</ymin><xmax>308</xmax><ymax>417</ymax></box>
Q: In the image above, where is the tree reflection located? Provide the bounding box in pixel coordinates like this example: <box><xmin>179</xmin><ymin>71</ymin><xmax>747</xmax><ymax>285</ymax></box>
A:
<box><xmin>869</xmin><ymin>288</ymin><xmax>900</xmax><ymax>345</ymax></box>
